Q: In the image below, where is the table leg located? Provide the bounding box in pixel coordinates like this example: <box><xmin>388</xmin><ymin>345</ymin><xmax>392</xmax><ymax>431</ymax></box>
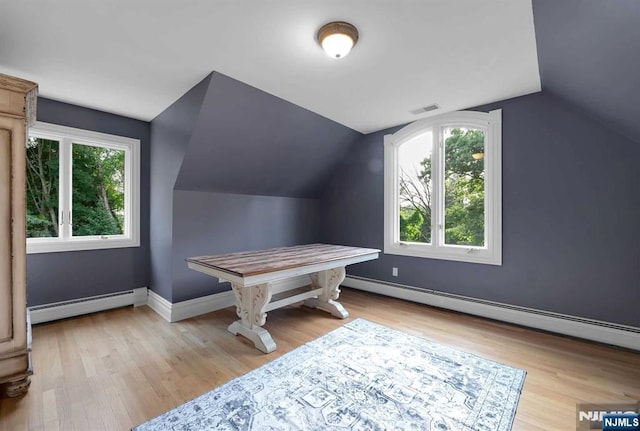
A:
<box><xmin>228</xmin><ymin>283</ymin><xmax>276</xmax><ymax>353</ymax></box>
<box><xmin>304</xmin><ymin>267</ymin><xmax>349</xmax><ymax>318</ymax></box>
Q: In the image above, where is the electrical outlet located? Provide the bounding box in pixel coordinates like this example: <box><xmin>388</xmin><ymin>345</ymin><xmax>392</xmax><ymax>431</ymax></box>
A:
<box><xmin>392</xmin><ymin>267</ymin><xmax>398</xmax><ymax>277</ymax></box>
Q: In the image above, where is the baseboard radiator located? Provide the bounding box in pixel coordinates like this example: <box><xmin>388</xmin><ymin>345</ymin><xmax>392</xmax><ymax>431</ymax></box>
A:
<box><xmin>342</xmin><ymin>275</ymin><xmax>640</xmax><ymax>351</ymax></box>
<box><xmin>29</xmin><ymin>288</ymin><xmax>148</xmax><ymax>324</ymax></box>
<box><xmin>28</xmin><ymin>275</ymin><xmax>312</xmax><ymax>325</ymax></box>
<box><xmin>26</xmin><ymin>277</ymin><xmax>639</xmax><ymax>351</ymax></box>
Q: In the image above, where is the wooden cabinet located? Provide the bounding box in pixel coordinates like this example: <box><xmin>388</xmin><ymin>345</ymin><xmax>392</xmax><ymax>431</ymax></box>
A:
<box><xmin>0</xmin><ymin>73</ymin><xmax>37</xmax><ymax>397</ymax></box>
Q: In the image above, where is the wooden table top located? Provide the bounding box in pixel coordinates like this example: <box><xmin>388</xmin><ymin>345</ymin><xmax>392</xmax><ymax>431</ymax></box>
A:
<box><xmin>187</xmin><ymin>244</ymin><xmax>380</xmax><ymax>278</ymax></box>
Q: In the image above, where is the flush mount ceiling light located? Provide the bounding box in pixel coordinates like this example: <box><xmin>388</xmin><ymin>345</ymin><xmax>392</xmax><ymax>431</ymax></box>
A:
<box><xmin>317</xmin><ymin>21</ymin><xmax>359</xmax><ymax>59</ymax></box>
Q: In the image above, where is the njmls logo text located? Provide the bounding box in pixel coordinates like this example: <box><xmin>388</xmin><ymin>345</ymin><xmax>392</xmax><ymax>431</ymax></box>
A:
<box><xmin>576</xmin><ymin>403</ymin><xmax>640</xmax><ymax>431</ymax></box>
<box><xmin>602</xmin><ymin>414</ymin><xmax>640</xmax><ymax>430</ymax></box>
<box><xmin>579</xmin><ymin>411</ymin><xmax>638</xmax><ymax>422</ymax></box>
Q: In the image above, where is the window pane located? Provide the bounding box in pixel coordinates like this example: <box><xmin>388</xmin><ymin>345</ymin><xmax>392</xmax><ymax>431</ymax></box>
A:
<box><xmin>398</xmin><ymin>131</ymin><xmax>433</xmax><ymax>243</ymax></box>
<box><xmin>443</xmin><ymin>127</ymin><xmax>485</xmax><ymax>247</ymax></box>
<box><xmin>72</xmin><ymin>143</ymin><xmax>125</xmax><ymax>236</ymax></box>
<box><xmin>25</xmin><ymin>137</ymin><xmax>59</xmax><ymax>238</ymax></box>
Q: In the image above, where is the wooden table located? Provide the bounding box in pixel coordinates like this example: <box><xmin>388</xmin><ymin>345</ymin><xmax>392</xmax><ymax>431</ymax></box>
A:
<box><xmin>186</xmin><ymin>244</ymin><xmax>380</xmax><ymax>353</ymax></box>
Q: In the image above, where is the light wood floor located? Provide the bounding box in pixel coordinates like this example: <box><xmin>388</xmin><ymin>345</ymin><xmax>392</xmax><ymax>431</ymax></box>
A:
<box><xmin>1</xmin><ymin>288</ymin><xmax>638</xmax><ymax>430</ymax></box>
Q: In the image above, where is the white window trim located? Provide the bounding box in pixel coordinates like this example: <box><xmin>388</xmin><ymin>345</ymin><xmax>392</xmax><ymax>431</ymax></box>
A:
<box><xmin>26</xmin><ymin>122</ymin><xmax>140</xmax><ymax>254</ymax></box>
<box><xmin>384</xmin><ymin>109</ymin><xmax>502</xmax><ymax>265</ymax></box>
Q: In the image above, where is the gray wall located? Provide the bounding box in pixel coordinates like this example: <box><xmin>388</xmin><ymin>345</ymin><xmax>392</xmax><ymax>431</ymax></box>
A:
<box><xmin>149</xmin><ymin>75</ymin><xmax>212</xmax><ymax>301</ymax></box>
<box><xmin>172</xmin><ymin>191</ymin><xmax>320</xmax><ymax>302</ymax></box>
<box><xmin>27</xmin><ymin>98</ymin><xmax>150</xmax><ymax>306</ymax></box>
<box><xmin>533</xmin><ymin>0</ymin><xmax>640</xmax><ymax>144</ymax></box>
<box><xmin>150</xmin><ymin>71</ymin><xmax>359</xmax><ymax>302</ymax></box>
<box><xmin>175</xmin><ymin>72</ymin><xmax>361</xmax><ymax>198</ymax></box>
<box><xmin>321</xmin><ymin>91</ymin><xmax>640</xmax><ymax>327</ymax></box>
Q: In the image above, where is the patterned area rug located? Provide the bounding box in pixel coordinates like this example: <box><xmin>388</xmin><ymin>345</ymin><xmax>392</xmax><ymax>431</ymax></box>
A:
<box><xmin>133</xmin><ymin>319</ymin><xmax>525</xmax><ymax>431</ymax></box>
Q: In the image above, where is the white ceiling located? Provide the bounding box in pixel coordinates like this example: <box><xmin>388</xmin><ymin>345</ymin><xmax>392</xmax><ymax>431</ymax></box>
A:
<box><xmin>0</xmin><ymin>0</ymin><xmax>541</xmax><ymax>134</ymax></box>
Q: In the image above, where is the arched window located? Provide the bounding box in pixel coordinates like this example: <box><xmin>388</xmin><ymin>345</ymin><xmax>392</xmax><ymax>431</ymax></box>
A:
<box><xmin>384</xmin><ymin>109</ymin><xmax>501</xmax><ymax>265</ymax></box>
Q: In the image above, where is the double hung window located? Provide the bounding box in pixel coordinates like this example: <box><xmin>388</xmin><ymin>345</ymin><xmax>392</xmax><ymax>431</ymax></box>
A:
<box><xmin>26</xmin><ymin>122</ymin><xmax>140</xmax><ymax>253</ymax></box>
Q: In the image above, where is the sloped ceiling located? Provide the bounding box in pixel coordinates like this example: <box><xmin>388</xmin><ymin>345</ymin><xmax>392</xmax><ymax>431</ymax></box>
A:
<box><xmin>533</xmin><ymin>0</ymin><xmax>640</xmax><ymax>143</ymax></box>
<box><xmin>174</xmin><ymin>72</ymin><xmax>361</xmax><ymax>198</ymax></box>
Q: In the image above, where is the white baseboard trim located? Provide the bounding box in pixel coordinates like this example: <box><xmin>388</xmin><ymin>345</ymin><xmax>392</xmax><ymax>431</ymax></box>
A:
<box><xmin>28</xmin><ymin>275</ymin><xmax>312</xmax><ymax>325</ymax></box>
<box><xmin>146</xmin><ymin>289</ymin><xmax>173</xmax><ymax>322</ymax></box>
<box><xmin>147</xmin><ymin>275</ymin><xmax>311</xmax><ymax>323</ymax></box>
<box><xmin>171</xmin><ymin>290</ymin><xmax>236</xmax><ymax>322</ymax></box>
<box><xmin>30</xmin><ymin>287</ymin><xmax>148</xmax><ymax>325</ymax></box>
<box><xmin>147</xmin><ymin>289</ymin><xmax>234</xmax><ymax>323</ymax></box>
<box><xmin>342</xmin><ymin>276</ymin><xmax>640</xmax><ymax>351</ymax></box>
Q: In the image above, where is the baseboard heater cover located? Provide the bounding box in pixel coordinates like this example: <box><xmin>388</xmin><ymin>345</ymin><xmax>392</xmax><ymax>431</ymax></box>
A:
<box><xmin>29</xmin><ymin>288</ymin><xmax>148</xmax><ymax>325</ymax></box>
<box><xmin>29</xmin><ymin>275</ymin><xmax>312</xmax><ymax>325</ymax></box>
<box><xmin>342</xmin><ymin>275</ymin><xmax>640</xmax><ymax>351</ymax></box>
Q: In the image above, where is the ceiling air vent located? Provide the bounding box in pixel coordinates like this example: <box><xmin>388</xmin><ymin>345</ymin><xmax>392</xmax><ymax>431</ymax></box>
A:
<box><xmin>410</xmin><ymin>104</ymin><xmax>439</xmax><ymax>115</ymax></box>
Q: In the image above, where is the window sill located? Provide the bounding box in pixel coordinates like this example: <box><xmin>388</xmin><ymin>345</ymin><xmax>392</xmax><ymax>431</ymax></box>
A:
<box><xmin>384</xmin><ymin>242</ymin><xmax>501</xmax><ymax>265</ymax></box>
<box><xmin>27</xmin><ymin>237</ymin><xmax>140</xmax><ymax>254</ymax></box>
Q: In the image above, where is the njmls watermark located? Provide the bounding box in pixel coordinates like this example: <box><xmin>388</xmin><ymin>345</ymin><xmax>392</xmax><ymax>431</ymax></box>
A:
<box><xmin>577</xmin><ymin>402</ymin><xmax>640</xmax><ymax>430</ymax></box>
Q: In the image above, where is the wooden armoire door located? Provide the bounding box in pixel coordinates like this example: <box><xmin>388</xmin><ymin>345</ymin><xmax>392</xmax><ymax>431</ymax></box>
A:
<box><xmin>0</xmin><ymin>73</ymin><xmax>37</xmax><ymax>397</ymax></box>
<box><xmin>0</xmin><ymin>128</ymin><xmax>13</xmax><ymax>342</ymax></box>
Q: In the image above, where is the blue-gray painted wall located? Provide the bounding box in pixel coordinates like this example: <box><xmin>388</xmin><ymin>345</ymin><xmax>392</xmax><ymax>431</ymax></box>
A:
<box><xmin>150</xmin><ymin>72</ymin><xmax>360</xmax><ymax>302</ymax></box>
<box><xmin>532</xmin><ymin>0</ymin><xmax>640</xmax><ymax>144</ymax></box>
<box><xmin>320</xmin><ymin>91</ymin><xmax>640</xmax><ymax>327</ymax></box>
<box><xmin>30</xmin><ymin>51</ymin><xmax>640</xmax><ymax>330</ymax></box>
<box><xmin>149</xmin><ymin>75</ymin><xmax>212</xmax><ymax>301</ymax></box>
<box><xmin>172</xmin><ymin>191</ymin><xmax>320</xmax><ymax>302</ymax></box>
<box><xmin>27</xmin><ymin>98</ymin><xmax>151</xmax><ymax>306</ymax></box>
<box><xmin>175</xmin><ymin>72</ymin><xmax>361</xmax><ymax>198</ymax></box>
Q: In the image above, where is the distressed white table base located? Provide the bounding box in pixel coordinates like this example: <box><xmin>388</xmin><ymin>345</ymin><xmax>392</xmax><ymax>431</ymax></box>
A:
<box><xmin>303</xmin><ymin>266</ymin><xmax>348</xmax><ymax>318</ymax></box>
<box><xmin>228</xmin><ymin>267</ymin><xmax>347</xmax><ymax>353</ymax></box>
<box><xmin>228</xmin><ymin>321</ymin><xmax>277</xmax><ymax>354</ymax></box>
